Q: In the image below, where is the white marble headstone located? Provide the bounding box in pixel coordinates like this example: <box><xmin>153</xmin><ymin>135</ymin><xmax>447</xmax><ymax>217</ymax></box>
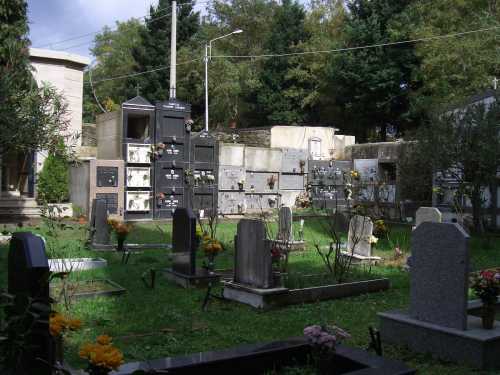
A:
<box><xmin>347</xmin><ymin>215</ymin><xmax>374</xmax><ymax>257</ymax></box>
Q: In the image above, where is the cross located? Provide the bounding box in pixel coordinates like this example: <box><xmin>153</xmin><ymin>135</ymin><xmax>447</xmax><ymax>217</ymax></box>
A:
<box><xmin>136</xmin><ymin>84</ymin><xmax>141</xmax><ymax>97</ymax></box>
<box><xmin>493</xmin><ymin>77</ymin><xmax>498</xmax><ymax>90</ymax></box>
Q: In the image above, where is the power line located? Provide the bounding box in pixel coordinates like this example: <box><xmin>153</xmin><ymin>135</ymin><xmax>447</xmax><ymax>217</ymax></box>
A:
<box><xmin>210</xmin><ymin>25</ymin><xmax>500</xmax><ymax>59</ymax></box>
<box><xmin>86</xmin><ymin>57</ymin><xmax>203</xmax><ymax>85</ymax></box>
<box><xmin>34</xmin><ymin>1</ymin><xmax>208</xmax><ymax>49</ymax></box>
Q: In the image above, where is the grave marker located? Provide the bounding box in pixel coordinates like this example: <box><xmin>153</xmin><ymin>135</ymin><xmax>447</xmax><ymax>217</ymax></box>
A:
<box><xmin>415</xmin><ymin>207</ymin><xmax>442</xmax><ymax>227</ymax></box>
<box><xmin>347</xmin><ymin>215</ymin><xmax>374</xmax><ymax>257</ymax></box>
<box><xmin>90</xmin><ymin>198</ymin><xmax>110</xmax><ymax>246</ymax></box>
<box><xmin>277</xmin><ymin>206</ymin><xmax>293</xmax><ymax>242</ymax></box>
<box><xmin>171</xmin><ymin>207</ymin><xmax>197</xmax><ymax>276</ymax></box>
<box><xmin>409</xmin><ymin>222</ymin><xmax>469</xmax><ymax>330</ymax></box>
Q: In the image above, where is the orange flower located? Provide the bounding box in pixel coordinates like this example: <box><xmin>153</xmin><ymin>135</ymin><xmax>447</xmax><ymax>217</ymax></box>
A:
<box><xmin>50</xmin><ymin>312</ymin><xmax>82</xmax><ymax>337</ymax></box>
<box><xmin>96</xmin><ymin>334</ymin><xmax>112</xmax><ymax>345</ymax></box>
<box><xmin>80</xmin><ymin>336</ymin><xmax>124</xmax><ymax>370</ymax></box>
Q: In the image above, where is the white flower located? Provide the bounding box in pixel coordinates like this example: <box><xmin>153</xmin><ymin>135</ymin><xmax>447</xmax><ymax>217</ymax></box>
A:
<box><xmin>369</xmin><ymin>235</ymin><xmax>378</xmax><ymax>244</ymax></box>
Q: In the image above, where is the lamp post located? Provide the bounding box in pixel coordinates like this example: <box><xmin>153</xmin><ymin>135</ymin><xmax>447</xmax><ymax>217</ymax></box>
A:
<box><xmin>204</xmin><ymin>29</ymin><xmax>243</xmax><ymax>132</ymax></box>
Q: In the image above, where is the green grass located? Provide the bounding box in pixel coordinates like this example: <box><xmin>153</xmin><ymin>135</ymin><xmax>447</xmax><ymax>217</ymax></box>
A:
<box><xmin>0</xmin><ymin>219</ymin><xmax>499</xmax><ymax>374</ymax></box>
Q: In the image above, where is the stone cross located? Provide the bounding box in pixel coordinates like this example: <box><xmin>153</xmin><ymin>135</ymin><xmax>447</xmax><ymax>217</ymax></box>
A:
<box><xmin>409</xmin><ymin>222</ymin><xmax>469</xmax><ymax>330</ymax></box>
<box><xmin>415</xmin><ymin>207</ymin><xmax>442</xmax><ymax>227</ymax></box>
<box><xmin>172</xmin><ymin>207</ymin><xmax>197</xmax><ymax>276</ymax></box>
<box><xmin>277</xmin><ymin>206</ymin><xmax>293</xmax><ymax>242</ymax></box>
<box><xmin>234</xmin><ymin>219</ymin><xmax>273</xmax><ymax>289</ymax></box>
<box><xmin>347</xmin><ymin>215</ymin><xmax>374</xmax><ymax>257</ymax></box>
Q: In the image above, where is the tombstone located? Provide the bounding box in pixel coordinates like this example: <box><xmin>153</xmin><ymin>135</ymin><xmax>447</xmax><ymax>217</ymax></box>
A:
<box><xmin>346</xmin><ymin>215</ymin><xmax>374</xmax><ymax>257</ymax></box>
<box><xmin>277</xmin><ymin>206</ymin><xmax>293</xmax><ymax>242</ymax></box>
<box><xmin>171</xmin><ymin>207</ymin><xmax>197</xmax><ymax>276</ymax></box>
<box><xmin>7</xmin><ymin>232</ymin><xmax>53</xmax><ymax>375</ymax></box>
<box><xmin>234</xmin><ymin>219</ymin><xmax>273</xmax><ymax>289</ymax></box>
<box><xmin>415</xmin><ymin>206</ymin><xmax>442</xmax><ymax>227</ymax></box>
<box><xmin>90</xmin><ymin>198</ymin><xmax>110</xmax><ymax>246</ymax></box>
<box><xmin>332</xmin><ymin>212</ymin><xmax>349</xmax><ymax>233</ymax></box>
<box><xmin>409</xmin><ymin>222</ymin><xmax>469</xmax><ymax>330</ymax></box>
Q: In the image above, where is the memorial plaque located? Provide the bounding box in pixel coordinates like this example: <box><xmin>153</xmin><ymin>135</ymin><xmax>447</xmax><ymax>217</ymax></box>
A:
<box><xmin>346</xmin><ymin>215</ymin><xmax>374</xmax><ymax>257</ymax></box>
<box><xmin>219</xmin><ymin>166</ymin><xmax>245</xmax><ymax>191</ymax></box>
<box><xmin>353</xmin><ymin>159</ymin><xmax>378</xmax><ymax>182</ymax></box>
<box><xmin>409</xmin><ymin>222</ymin><xmax>469</xmax><ymax>330</ymax></box>
<box><xmin>245</xmin><ymin>171</ymin><xmax>279</xmax><ymax>193</ymax></box>
<box><xmin>126</xmin><ymin>143</ymin><xmax>151</xmax><ymax>164</ymax></box>
<box><xmin>126</xmin><ymin>167</ymin><xmax>151</xmax><ymax>188</ymax></box>
<box><xmin>156</xmin><ymin>164</ymin><xmax>184</xmax><ymax>189</ymax></box>
<box><xmin>95</xmin><ymin>193</ymin><xmax>118</xmax><ymax>215</ymax></box>
<box><xmin>126</xmin><ymin>191</ymin><xmax>151</xmax><ymax>211</ymax></box>
<box><xmin>245</xmin><ymin>193</ymin><xmax>280</xmax><ymax>211</ymax></box>
<box><xmin>155</xmin><ymin>142</ymin><xmax>185</xmax><ymax>162</ymax></box>
<box><xmin>96</xmin><ymin>166</ymin><xmax>118</xmax><ymax>187</ymax></box>
<box><xmin>234</xmin><ymin>219</ymin><xmax>273</xmax><ymax>288</ymax></box>
<box><xmin>281</xmin><ymin>148</ymin><xmax>308</xmax><ymax>173</ymax></box>
<box><xmin>279</xmin><ymin>173</ymin><xmax>305</xmax><ymax>190</ymax></box>
<box><xmin>218</xmin><ymin>192</ymin><xmax>246</xmax><ymax>214</ymax></box>
<box><xmin>172</xmin><ymin>208</ymin><xmax>197</xmax><ymax>275</ymax></box>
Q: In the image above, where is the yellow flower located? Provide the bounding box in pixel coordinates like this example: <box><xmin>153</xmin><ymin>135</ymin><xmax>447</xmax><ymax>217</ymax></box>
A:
<box><xmin>96</xmin><ymin>334</ymin><xmax>112</xmax><ymax>345</ymax></box>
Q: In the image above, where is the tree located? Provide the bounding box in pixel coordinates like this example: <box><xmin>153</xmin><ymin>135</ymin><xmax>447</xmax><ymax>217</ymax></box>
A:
<box><xmin>323</xmin><ymin>0</ymin><xmax>421</xmax><ymax>141</ymax></box>
<box><xmin>128</xmin><ymin>0</ymin><xmax>200</xmax><ymax>103</ymax></box>
<box><xmin>407</xmin><ymin>0</ymin><xmax>500</xmax><ymax>108</ymax></box>
<box><xmin>37</xmin><ymin>152</ymin><xmax>69</xmax><ymax>203</ymax></box>
<box><xmin>255</xmin><ymin>0</ymin><xmax>312</xmax><ymax>125</ymax></box>
<box><xmin>83</xmin><ymin>19</ymin><xmax>145</xmax><ymax>123</ymax></box>
<box><xmin>0</xmin><ymin>0</ymin><xmax>71</xmax><ymax>158</ymax></box>
<box><xmin>410</xmin><ymin>94</ymin><xmax>500</xmax><ymax>233</ymax></box>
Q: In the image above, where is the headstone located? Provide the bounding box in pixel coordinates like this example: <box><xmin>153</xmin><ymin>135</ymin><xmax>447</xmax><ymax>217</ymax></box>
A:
<box><xmin>332</xmin><ymin>212</ymin><xmax>349</xmax><ymax>233</ymax></box>
<box><xmin>415</xmin><ymin>207</ymin><xmax>442</xmax><ymax>227</ymax></box>
<box><xmin>8</xmin><ymin>232</ymin><xmax>52</xmax><ymax>375</ymax></box>
<box><xmin>409</xmin><ymin>222</ymin><xmax>469</xmax><ymax>330</ymax></box>
<box><xmin>277</xmin><ymin>206</ymin><xmax>293</xmax><ymax>242</ymax></box>
<box><xmin>234</xmin><ymin>219</ymin><xmax>273</xmax><ymax>288</ymax></box>
<box><xmin>90</xmin><ymin>198</ymin><xmax>110</xmax><ymax>245</ymax></box>
<box><xmin>346</xmin><ymin>215</ymin><xmax>374</xmax><ymax>257</ymax></box>
<box><xmin>171</xmin><ymin>207</ymin><xmax>197</xmax><ymax>275</ymax></box>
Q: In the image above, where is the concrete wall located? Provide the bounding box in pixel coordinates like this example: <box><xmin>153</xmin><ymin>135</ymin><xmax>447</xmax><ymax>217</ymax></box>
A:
<box><xmin>96</xmin><ymin>111</ymin><xmax>122</xmax><ymax>160</ymax></box>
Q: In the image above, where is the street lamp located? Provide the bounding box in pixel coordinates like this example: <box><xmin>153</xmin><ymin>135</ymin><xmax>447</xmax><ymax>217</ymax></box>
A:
<box><xmin>204</xmin><ymin>29</ymin><xmax>243</xmax><ymax>132</ymax></box>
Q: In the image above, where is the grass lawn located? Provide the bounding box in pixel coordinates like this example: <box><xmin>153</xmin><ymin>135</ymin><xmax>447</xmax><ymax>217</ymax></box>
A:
<box><xmin>1</xmin><ymin>218</ymin><xmax>499</xmax><ymax>374</ymax></box>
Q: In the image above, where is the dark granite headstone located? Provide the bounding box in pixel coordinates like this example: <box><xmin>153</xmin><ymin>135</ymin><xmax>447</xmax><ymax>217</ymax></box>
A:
<box><xmin>172</xmin><ymin>207</ymin><xmax>197</xmax><ymax>275</ymax></box>
<box><xmin>409</xmin><ymin>222</ymin><xmax>469</xmax><ymax>330</ymax></box>
<box><xmin>7</xmin><ymin>232</ymin><xmax>52</xmax><ymax>375</ymax></box>
<box><xmin>90</xmin><ymin>198</ymin><xmax>110</xmax><ymax>245</ymax></box>
<box><xmin>234</xmin><ymin>219</ymin><xmax>273</xmax><ymax>288</ymax></box>
<box><xmin>331</xmin><ymin>212</ymin><xmax>349</xmax><ymax>233</ymax></box>
<box><xmin>277</xmin><ymin>206</ymin><xmax>293</xmax><ymax>241</ymax></box>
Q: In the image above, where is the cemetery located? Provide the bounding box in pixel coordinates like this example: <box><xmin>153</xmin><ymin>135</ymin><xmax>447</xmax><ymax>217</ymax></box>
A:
<box><xmin>2</xmin><ymin>1</ymin><xmax>500</xmax><ymax>374</ymax></box>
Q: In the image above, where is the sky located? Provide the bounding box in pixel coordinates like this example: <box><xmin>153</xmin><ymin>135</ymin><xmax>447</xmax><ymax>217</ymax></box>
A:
<box><xmin>27</xmin><ymin>0</ymin><xmax>207</xmax><ymax>60</ymax></box>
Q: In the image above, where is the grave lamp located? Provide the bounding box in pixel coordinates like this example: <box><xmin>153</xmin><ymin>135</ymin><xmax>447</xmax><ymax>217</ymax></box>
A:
<box><xmin>204</xmin><ymin>29</ymin><xmax>244</xmax><ymax>133</ymax></box>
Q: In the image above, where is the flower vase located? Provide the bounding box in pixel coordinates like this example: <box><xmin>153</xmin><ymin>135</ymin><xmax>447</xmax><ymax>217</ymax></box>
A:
<box><xmin>238</xmin><ymin>182</ymin><xmax>244</xmax><ymax>191</ymax></box>
<box><xmin>86</xmin><ymin>366</ymin><xmax>112</xmax><ymax>375</ymax></box>
<box><xmin>206</xmin><ymin>255</ymin><xmax>215</xmax><ymax>273</ymax></box>
<box><xmin>117</xmin><ymin>237</ymin><xmax>126</xmax><ymax>252</ymax></box>
<box><xmin>268</xmin><ymin>182</ymin><xmax>275</xmax><ymax>190</ymax></box>
<box><xmin>482</xmin><ymin>303</ymin><xmax>496</xmax><ymax>329</ymax></box>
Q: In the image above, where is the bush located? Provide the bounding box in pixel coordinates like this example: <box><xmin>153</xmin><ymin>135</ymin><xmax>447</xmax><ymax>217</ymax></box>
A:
<box><xmin>37</xmin><ymin>153</ymin><xmax>69</xmax><ymax>203</ymax></box>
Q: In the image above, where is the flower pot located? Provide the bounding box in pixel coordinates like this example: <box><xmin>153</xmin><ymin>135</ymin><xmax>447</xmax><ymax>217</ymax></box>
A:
<box><xmin>482</xmin><ymin>303</ymin><xmax>496</xmax><ymax>329</ymax></box>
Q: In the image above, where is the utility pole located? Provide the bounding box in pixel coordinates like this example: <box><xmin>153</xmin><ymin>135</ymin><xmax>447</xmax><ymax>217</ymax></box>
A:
<box><xmin>169</xmin><ymin>0</ymin><xmax>177</xmax><ymax>99</ymax></box>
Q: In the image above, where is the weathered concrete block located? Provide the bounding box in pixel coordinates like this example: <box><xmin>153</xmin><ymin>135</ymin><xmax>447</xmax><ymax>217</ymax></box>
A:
<box><xmin>245</xmin><ymin>147</ymin><xmax>282</xmax><ymax>172</ymax></box>
<box><xmin>219</xmin><ymin>143</ymin><xmax>245</xmax><ymax>167</ymax></box>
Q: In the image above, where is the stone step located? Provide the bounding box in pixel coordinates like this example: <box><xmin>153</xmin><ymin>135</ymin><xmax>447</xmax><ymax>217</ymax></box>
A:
<box><xmin>0</xmin><ymin>197</ymin><xmax>38</xmax><ymax>208</ymax></box>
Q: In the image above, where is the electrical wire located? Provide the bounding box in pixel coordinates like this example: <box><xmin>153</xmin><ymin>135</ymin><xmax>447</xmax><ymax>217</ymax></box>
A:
<box><xmin>84</xmin><ymin>24</ymin><xmax>499</xmax><ymax>85</ymax></box>
<box><xmin>33</xmin><ymin>0</ymin><xmax>208</xmax><ymax>49</ymax></box>
<box><xmin>210</xmin><ymin>25</ymin><xmax>500</xmax><ymax>59</ymax></box>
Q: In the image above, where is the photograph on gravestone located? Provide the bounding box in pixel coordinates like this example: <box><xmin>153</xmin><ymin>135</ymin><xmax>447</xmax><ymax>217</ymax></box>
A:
<box><xmin>234</xmin><ymin>219</ymin><xmax>273</xmax><ymax>289</ymax></box>
<box><xmin>7</xmin><ymin>232</ymin><xmax>53</xmax><ymax>375</ymax></box>
<box><xmin>347</xmin><ymin>215</ymin><xmax>374</xmax><ymax>257</ymax></box>
<box><xmin>409</xmin><ymin>222</ymin><xmax>469</xmax><ymax>330</ymax></box>
<box><xmin>172</xmin><ymin>208</ymin><xmax>197</xmax><ymax>276</ymax></box>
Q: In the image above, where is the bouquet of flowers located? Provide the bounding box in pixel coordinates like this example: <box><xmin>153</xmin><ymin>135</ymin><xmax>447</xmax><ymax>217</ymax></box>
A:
<box><xmin>373</xmin><ymin>219</ymin><xmax>388</xmax><ymax>238</ymax></box>
<box><xmin>107</xmin><ymin>218</ymin><xmax>133</xmax><ymax>251</ymax></box>
<box><xmin>470</xmin><ymin>269</ymin><xmax>500</xmax><ymax>304</ymax></box>
<box><xmin>49</xmin><ymin>311</ymin><xmax>82</xmax><ymax>337</ymax></box>
<box><xmin>201</xmin><ymin>234</ymin><xmax>223</xmax><ymax>271</ymax></box>
<box><xmin>79</xmin><ymin>335</ymin><xmax>124</xmax><ymax>375</ymax></box>
<box><xmin>304</xmin><ymin>324</ymin><xmax>350</xmax><ymax>371</ymax></box>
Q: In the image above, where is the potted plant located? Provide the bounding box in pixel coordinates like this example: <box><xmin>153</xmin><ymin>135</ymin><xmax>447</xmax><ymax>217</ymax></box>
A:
<box><xmin>49</xmin><ymin>311</ymin><xmax>82</xmax><ymax>365</ymax></box>
<box><xmin>107</xmin><ymin>218</ymin><xmax>133</xmax><ymax>252</ymax></box>
<box><xmin>303</xmin><ymin>324</ymin><xmax>350</xmax><ymax>374</ymax></box>
<box><xmin>79</xmin><ymin>335</ymin><xmax>124</xmax><ymax>375</ymax></box>
<box><xmin>470</xmin><ymin>268</ymin><xmax>500</xmax><ymax>329</ymax></box>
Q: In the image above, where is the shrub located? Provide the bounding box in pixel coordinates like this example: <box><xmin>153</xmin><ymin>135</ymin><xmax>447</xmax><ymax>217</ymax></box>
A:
<box><xmin>37</xmin><ymin>153</ymin><xmax>69</xmax><ymax>203</ymax></box>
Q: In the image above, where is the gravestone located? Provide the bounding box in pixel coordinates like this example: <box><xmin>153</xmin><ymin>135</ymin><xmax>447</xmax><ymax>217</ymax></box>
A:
<box><xmin>409</xmin><ymin>222</ymin><xmax>469</xmax><ymax>330</ymax></box>
<box><xmin>346</xmin><ymin>215</ymin><xmax>374</xmax><ymax>257</ymax></box>
<box><xmin>277</xmin><ymin>206</ymin><xmax>293</xmax><ymax>242</ymax></box>
<box><xmin>415</xmin><ymin>207</ymin><xmax>442</xmax><ymax>227</ymax></box>
<box><xmin>234</xmin><ymin>219</ymin><xmax>273</xmax><ymax>288</ymax></box>
<box><xmin>171</xmin><ymin>207</ymin><xmax>197</xmax><ymax>276</ymax></box>
<box><xmin>8</xmin><ymin>232</ymin><xmax>52</xmax><ymax>375</ymax></box>
<box><xmin>90</xmin><ymin>198</ymin><xmax>110</xmax><ymax>246</ymax></box>
<box><xmin>332</xmin><ymin>212</ymin><xmax>349</xmax><ymax>233</ymax></box>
